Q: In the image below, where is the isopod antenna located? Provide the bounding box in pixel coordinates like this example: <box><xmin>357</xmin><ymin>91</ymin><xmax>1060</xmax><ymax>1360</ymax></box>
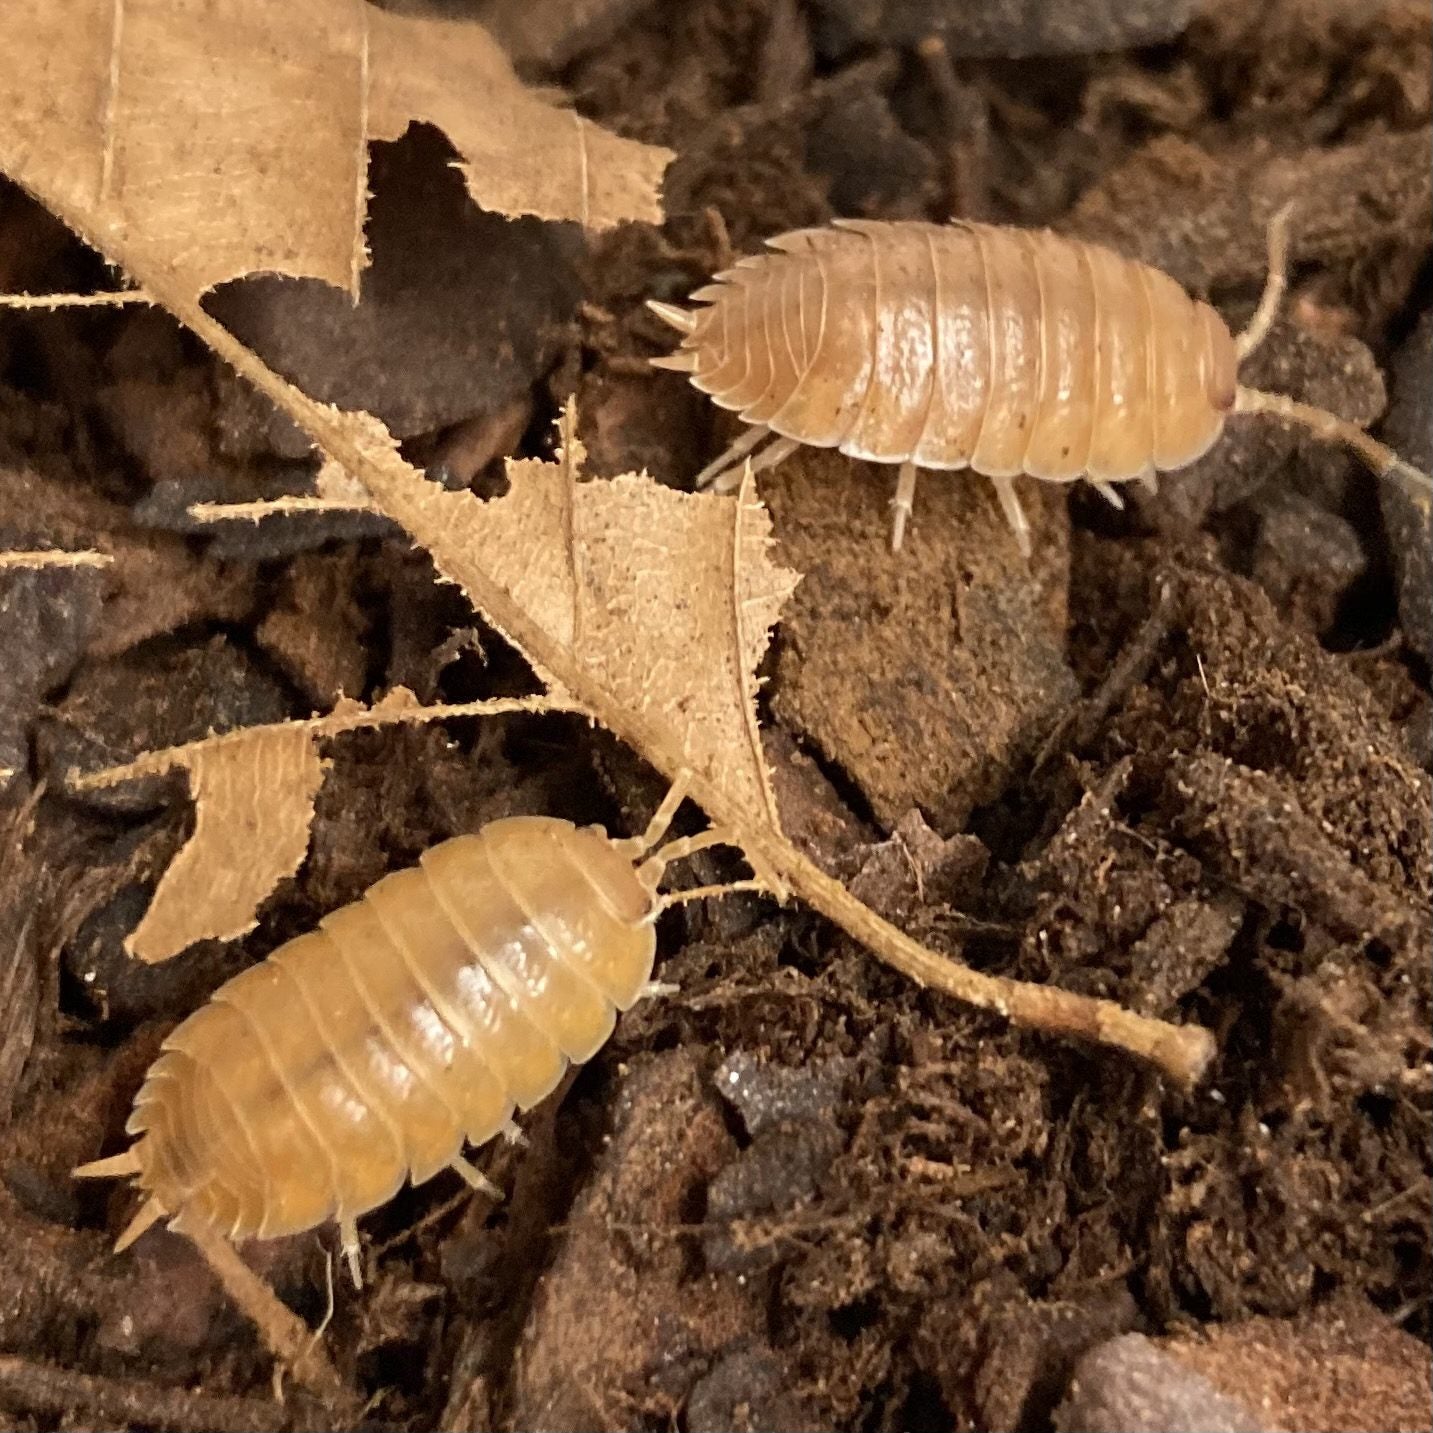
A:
<box><xmin>1232</xmin><ymin>203</ymin><xmax>1432</xmax><ymax>513</ymax></box>
<box><xmin>615</xmin><ymin>771</ymin><xmax>768</xmax><ymax>912</ymax></box>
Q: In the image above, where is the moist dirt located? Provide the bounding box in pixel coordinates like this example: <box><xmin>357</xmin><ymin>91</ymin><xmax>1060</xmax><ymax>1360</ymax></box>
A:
<box><xmin>0</xmin><ymin>1</ymin><xmax>1428</xmax><ymax>1429</ymax></box>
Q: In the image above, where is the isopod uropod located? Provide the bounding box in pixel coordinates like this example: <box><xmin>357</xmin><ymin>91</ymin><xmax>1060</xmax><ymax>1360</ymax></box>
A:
<box><xmin>76</xmin><ymin>781</ymin><xmax>751</xmax><ymax>1283</ymax></box>
<box><xmin>649</xmin><ymin>213</ymin><xmax>1430</xmax><ymax>552</ymax></box>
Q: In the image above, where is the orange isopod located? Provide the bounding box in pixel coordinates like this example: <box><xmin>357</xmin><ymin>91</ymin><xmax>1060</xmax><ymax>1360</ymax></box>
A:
<box><xmin>649</xmin><ymin>215</ymin><xmax>1429</xmax><ymax>552</ymax></box>
<box><xmin>75</xmin><ymin>782</ymin><xmax>748</xmax><ymax>1283</ymax></box>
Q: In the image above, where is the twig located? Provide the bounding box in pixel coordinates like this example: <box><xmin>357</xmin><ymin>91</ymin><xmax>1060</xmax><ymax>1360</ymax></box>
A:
<box><xmin>0</xmin><ymin>1353</ymin><xmax>293</xmax><ymax>1432</ymax></box>
<box><xmin>182</xmin><ymin>1224</ymin><xmax>353</xmax><ymax>1408</ymax></box>
<box><xmin>915</xmin><ymin>35</ymin><xmax>990</xmax><ymax>220</ymax></box>
<box><xmin>1034</xmin><ymin>579</ymin><xmax>1176</xmax><ymax>770</ymax></box>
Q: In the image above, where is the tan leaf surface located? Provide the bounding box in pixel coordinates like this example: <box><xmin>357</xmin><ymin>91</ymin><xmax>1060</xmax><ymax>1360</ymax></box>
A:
<box><xmin>0</xmin><ymin>0</ymin><xmax>670</xmax><ymax>303</ymax></box>
<box><xmin>71</xmin><ymin>688</ymin><xmax>578</xmax><ymax>961</ymax></box>
<box><xmin>348</xmin><ymin>411</ymin><xmax>796</xmax><ymax>828</ymax></box>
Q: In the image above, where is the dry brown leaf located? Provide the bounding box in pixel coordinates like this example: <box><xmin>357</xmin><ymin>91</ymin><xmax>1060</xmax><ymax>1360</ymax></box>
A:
<box><xmin>341</xmin><ymin>407</ymin><xmax>795</xmax><ymax>829</ymax></box>
<box><xmin>0</xmin><ymin>0</ymin><xmax>669</xmax><ymax>304</ymax></box>
<box><xmin>187</xmin><ymin>407</ymin><xmax>794</xmax><ymax>830</ymax></box>
<box><xmin>70</xmin><ymin>688</ymin><xmax>578</xmax><ymax>961</ymax></box>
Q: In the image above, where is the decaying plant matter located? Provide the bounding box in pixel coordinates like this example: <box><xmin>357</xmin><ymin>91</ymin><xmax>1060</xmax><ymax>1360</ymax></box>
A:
<box><xmin>4</xmin><ymin>1</ymin><xmax>1423</xmax><ymax>1421</ymax></box>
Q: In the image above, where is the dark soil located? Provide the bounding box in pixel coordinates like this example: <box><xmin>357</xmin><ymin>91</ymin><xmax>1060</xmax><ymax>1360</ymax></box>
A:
<box><xmin>1</xmin><ymin>1</ymin><xmax>1429</xmax><ymax>1429</ymax></box>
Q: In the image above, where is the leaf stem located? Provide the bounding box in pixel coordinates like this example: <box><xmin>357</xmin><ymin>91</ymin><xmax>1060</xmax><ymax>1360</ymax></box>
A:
<box><xmin>182</xmin><ymin>1223</ymin><xmax>353</xmax><ymax>1407</ymax></box>
<box><xmin>769</xmin><ymin>838</ymin><xmax>1215</xmax><ymax>1089</ymax></box>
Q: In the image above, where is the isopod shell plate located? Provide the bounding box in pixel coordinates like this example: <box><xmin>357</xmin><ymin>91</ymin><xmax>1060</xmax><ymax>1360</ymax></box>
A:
<box><xmin>671</xmin><ymin>219</ymin><xmax>1239</xmax><ymax>485</ymax></box>
<box><xmin>119</xmin><ymin>817</ymin><xmax>658</xmax><ymax>1243</ymax></box>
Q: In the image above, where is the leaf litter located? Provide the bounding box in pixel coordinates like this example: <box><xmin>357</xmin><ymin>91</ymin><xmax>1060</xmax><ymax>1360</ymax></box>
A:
<box><xmin>69</xmin><ymin>687</ymin><xmax>583</xmax><ymax>962</ymax></box>
<box><xmin>0</xmin><ymin>0</ymin><xmax>1421</xmax><ymax>1427</ymax></box>
<box><xmin>0</xmin><ymin>0</ymin><xmax>671</xmax><ymax>300</ymax></box>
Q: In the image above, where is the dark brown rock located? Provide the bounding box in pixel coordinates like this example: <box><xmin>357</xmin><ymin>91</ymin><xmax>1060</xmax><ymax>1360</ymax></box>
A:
<box><xmin>809</xmin><ymin>0</ymin><xmax>1196</xmax><ymax>60</ymax></box>
<box><xmin>1378</xmin><ymin>309</ymin><xmax>1433</xmax><ymax>663</ymax></box>
<box><xmin>768</xmin><ymin>446</ymin><xmax>1075</xmax><ymax>832</ymax></box>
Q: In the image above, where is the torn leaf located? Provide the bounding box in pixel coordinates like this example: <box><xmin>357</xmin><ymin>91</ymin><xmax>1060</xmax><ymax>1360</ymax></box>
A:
<box><xmin>0</xmin><ymin>0</ymin><xmax>671</xmax><ymax>304</ymax></box>
<box><xmin>323</xmin><ymin>407</ymin><xmax>799</xmax><ymax>831</ymax></box>
<box><xmin>70</xmin><ymin>688</ymin><xmax>579</xmax><ymax>960</ymax></box>
<box><xmin>129</xmin><ymin>724</ymin><xmax>325</xmax><ymax>963</ymax></box>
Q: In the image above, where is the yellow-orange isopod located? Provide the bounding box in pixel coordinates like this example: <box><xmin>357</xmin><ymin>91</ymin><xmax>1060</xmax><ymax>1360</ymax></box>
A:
<box><xmin>649</xmin><ymin>215</ymin><xmax>1429</xmax><ymax>552</ymax></box>
<box><xmin>76</xmin><ymin>783</ymin><xmax>748</xmax><ymax>1283</ymax></box>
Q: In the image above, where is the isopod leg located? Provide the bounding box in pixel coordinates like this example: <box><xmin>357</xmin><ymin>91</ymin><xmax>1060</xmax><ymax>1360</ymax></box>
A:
<box><xmin>702</xmin><ymin>435</ymin><xmax>801</xmax><ymax>494</ymax></box>
<box><xmin>891</xmin><ymin>462</ymin><xmax>918</xmax><ymax>552</ymax></box>
<box><xmin>744</xmin><ymin>436</ymin><xmax>800</xmax><ymax>479</ymax></box>
<box><xmin>637</xmin><ymin>827</ymin><xmax>750</xmax><ymax>897</ymax></box>
<box><xmin>658</xmin><ymin>879</ymin><xmax>770</xmax><ymax>911</ymax></box>
<box><xmin>690</xmin><ymin>429</ymin><xmax>796</xmax><ymax>492</ymax></box>
<box><xmin>449</xmin><ymin>1156</ymin><xmax>502</xmax><ymax>1200</ymax></box>
<box><xmin>338</xmin><ymin>1218</ymin><xmax>361</xmax><ymax>1289</ymax></box>
<box><xmin>1236</xmin><ymin>201</ymin><xmax>1294</xmax><ymax>362</ymax></box>
<box><xmin>500</xmin><ymin>1119</ymin><xmax>528</xmax><ymax>1148</ymax></box>
<box><xmin>693</xmin><ymin>425</ymin><xmax>769</xmax><ymax>490</ymax></box>
<box><xmin>1136</xmin><ymin>469</ymin><xmax>1159</xmax><ymax>496</ymax></box>
<box><xmin>989</xmin><ymin>475</ymin><xmax>1032</xmax><ymax>558</ymax></box>
<box><xmin>1091</xmin><ymin>480</ymin><xmax>1125</xmax><ymax>510</ymax></box>
<box><xmin>618</xmin><ymin>770</ymin><xmax>692</xmax><ymax>861</ymax></box>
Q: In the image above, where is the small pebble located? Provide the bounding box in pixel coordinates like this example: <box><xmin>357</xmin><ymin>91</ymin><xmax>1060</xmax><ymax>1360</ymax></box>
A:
<box><xmin>1055</xmin><ymin>1334</ymin><xmax>1274</xmax><ymax>1433</ymax></box>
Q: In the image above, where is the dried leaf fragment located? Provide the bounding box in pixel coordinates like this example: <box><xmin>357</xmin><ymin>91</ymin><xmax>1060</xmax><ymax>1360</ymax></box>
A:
<box><xmin>132</xmin><ymin>723</ymin><xmax>325</xmax><ymax>962</ymax></box>
<box><xmin>0</xmin><ymin>549</ymin><xmax>113</xmax><ymax>568</ymax></box>
<box><xmin>186</xmin><ymin>456</ymin><xmax>377</xmax><ymax>523</ymax></box>
<box><xmin>364</xmin><ymin>9</ymin><xmax>671</xmax><ymax>233</ymax></box>
<box><xmin>323</xmin><ymin>407</ymin><xmax>798</xmax><ymax>831</ymax></box>
<box><xmin>0</xmin><ymin>0</ymin><xmax>671</xmax><ymax>305</ymax></box>
<box><xmin>70</xmin><ymin>688</ymin><xmax>580</xmax><ymax>961</ymax></box>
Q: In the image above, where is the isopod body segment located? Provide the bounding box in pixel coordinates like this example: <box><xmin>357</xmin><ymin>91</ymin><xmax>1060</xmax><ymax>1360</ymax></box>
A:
<box><xmin>649</xmin><ymin>216</ymin><xmax>1430</xmax><ymax>551</ymax></box>
<box><xmin>76</xmin><ymin>787</ymin><xmax>747</xmax><ymax>1281</ymax></box>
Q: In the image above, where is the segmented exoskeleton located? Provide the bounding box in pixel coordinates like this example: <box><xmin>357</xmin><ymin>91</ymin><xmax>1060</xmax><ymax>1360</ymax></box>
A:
<box><xmin>76</xmin><ymin>781</ymin><xmax>754</xmax><ymax>1283</ymax></box>
<box><xmin>650</xmin><ymin>214</ymin><xmax>1430</xmax><ymax>551</ymax></box>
